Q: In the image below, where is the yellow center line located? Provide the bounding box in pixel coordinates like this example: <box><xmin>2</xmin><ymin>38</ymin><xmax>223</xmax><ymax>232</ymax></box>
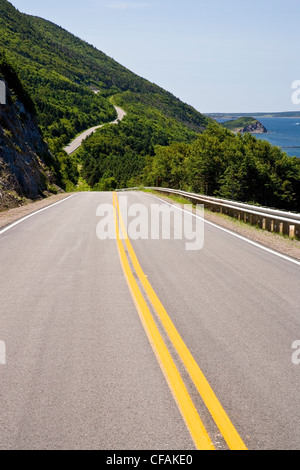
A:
<box><xmin>114</xmin><ymin>192</ymin><xmax>247</xmax><ymax>451</ymax></box>
<box><xmin>112</xmin><ymin>193</ymin><xmax>215</xmax><ymax>451</ymax></box>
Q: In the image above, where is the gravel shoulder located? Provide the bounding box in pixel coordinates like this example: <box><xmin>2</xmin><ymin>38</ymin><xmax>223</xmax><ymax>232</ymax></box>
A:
<box><xmin>203</xmin><ymin>209</ymin><xmax>300</xmax><ymax>261</ymax></box>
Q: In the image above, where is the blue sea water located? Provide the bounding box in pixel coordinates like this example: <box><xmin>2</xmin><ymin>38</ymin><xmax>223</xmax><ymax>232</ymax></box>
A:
<box><xmin>217</xmin><ymin>117</ymin><xmax>300</xmax><ymax>159</ymax></box>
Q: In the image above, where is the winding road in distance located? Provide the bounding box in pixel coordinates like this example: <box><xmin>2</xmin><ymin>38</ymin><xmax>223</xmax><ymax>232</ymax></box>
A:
<box><xmin>63</xmin><ymin>106</ymin><xmax>126</xmax><ymax>155</ymax></box>
<box><xmin>0</xmin><ymin>190</ymin><xmax>299</xmax><ymax>450</ymax></box>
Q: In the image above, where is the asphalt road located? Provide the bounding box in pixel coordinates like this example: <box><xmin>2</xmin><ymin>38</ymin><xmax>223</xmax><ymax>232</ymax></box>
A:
<box><xmin>63</xmin><ymin>106</ymin><xmax>126</xmax><ymax>155</ymax></box>
<box><xmin>0</xmin><ymin>191</ymin><xmax>299</xmax><ymax>450</ymax></box>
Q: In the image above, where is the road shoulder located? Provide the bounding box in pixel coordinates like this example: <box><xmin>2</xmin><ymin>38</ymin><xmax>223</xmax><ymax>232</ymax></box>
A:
<box><xmin>0</xmin><ymin>193</ymin><xmax>73</xmax><ymax>230</ymax></box>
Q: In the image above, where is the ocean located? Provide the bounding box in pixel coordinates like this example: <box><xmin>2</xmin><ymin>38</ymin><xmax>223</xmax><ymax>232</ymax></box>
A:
<box><xmin>216</xmin><ymin>117</ymin><xmax>300</xmax><ymax>159</ymax></box>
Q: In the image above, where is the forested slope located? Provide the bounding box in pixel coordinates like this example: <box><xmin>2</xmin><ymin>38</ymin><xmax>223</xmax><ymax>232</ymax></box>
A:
<box><xmin>144</xmin><ymin>125</ymin><xmax>300</xmax><ymax>212</ymax></box>
<box><xmin>0</xmin><ymin>0</ymin><xmax>210</xmax><ymax>155</ymax></box>
<box><xmin>1</xmin><ymin>0</ymin><xmax>299</xmax><ymax>211</ymax></box>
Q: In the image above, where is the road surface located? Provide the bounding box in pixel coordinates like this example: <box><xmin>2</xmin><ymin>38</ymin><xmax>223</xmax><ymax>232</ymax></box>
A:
<box><xmin>63</xmin><ymin>106</ymin><xmax>126</xmax><ymax>155</ymax></box>
<box><xmin>0</xmin><ymin>191</ymin><xmax>299</xmax><ymax>450</ymax></box>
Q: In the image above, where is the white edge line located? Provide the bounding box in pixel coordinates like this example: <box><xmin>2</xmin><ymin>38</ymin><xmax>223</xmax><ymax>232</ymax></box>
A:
<box><xmin>148</xmin><ymin>193</ymin><xmax>300</xmax><ymax>267</ymax></box>
<box><xmin>0</xmin><ymin>194</ymin><xmax>77</xmax><ymax>236</ymax></box>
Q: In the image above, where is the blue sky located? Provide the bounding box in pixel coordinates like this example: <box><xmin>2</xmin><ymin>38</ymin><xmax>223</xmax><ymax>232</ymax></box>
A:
<box><xmin>10</xmin><ymin>0</ymin><xmax>300</xmax><ymax>113</ymax></box>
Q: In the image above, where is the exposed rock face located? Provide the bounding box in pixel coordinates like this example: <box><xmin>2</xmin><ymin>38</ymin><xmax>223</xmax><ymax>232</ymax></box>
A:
<box><xmin>238</xmin><ymin>121</ymin><xmax>268</xmax><ymax>134</ymax></box>
<box><xmin>222</xmin><ymin>117</ymin><xmax>268</xmax><ymax>134</ymax></box>
<box><xmin>0</xmin><ymin>77</ymin><xmax>59</xmax><ymax>211</ymax></box>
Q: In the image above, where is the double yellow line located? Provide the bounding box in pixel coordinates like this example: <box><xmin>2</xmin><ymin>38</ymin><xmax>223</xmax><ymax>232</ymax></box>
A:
<box><xmin>112</xmin><ymin>192</ymin><xmax>247</xmax><ymax>451</ymax></box>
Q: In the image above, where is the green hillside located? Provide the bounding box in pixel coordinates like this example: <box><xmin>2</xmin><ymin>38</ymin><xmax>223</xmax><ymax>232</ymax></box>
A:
<box><xmin>0</xmin><ymin>0</ymin><xmax>210</xmax><ymax>156</ymax></box>
<box><xmin>222</xmin><ymin>117</ymin><xmax>267</xmax><ymax>134</ymax></box>
<box><xmin>144</xmin><ymin>124</ymin><xmax>300</xmax><ymax>212</ymax></box>
<box><xmin>222</xmin><ymin>117</ymin><xmax>258</xmax><ymax>131</ymax></box>
<box><xmin>1</xmin><ymin>0</ymin><xmax>299</xmax><ymax>210</ymax></box>
<box><xmin>0</xmin><ymin>53</ymin><xmax>79</xmax><ymax>195</ymax></box>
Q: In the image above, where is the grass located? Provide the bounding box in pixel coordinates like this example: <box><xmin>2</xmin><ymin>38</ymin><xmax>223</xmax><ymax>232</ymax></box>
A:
<box><xmin>76</xmin><ymin>176</ymin><xmax>92</xmax><ymax>192</ymax></box>
<box><xmin>142</xmin><ymin>188</ymin><xmax>196</xmax><ymax>207</ymax></box>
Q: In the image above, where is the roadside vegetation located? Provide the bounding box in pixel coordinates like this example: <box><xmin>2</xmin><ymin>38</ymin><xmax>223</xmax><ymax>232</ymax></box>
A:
<box><xmin>1</xmin><ymin>0</ymin><xmax>300</xmax><ymax>213</ymax></box>
<box><xmin>143</xmin><ymin>125</ymin><xmax>300</xmax><ymax>212</ymax></box>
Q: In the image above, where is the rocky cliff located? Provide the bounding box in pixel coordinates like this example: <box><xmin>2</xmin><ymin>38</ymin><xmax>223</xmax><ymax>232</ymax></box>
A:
<box><xmin>0</xmin><ymin>75</ymin><xmax>60</xmax><ymax>211</ymax></box>
<box><xmin>222</xmin><ymin>117</ymin><xmax>268</xmax><ymax>134</ymax></box>
<box><xmin>238</xmin><ymin>120</ymin><xmax>268</xmax><ymax>134</ymax></box>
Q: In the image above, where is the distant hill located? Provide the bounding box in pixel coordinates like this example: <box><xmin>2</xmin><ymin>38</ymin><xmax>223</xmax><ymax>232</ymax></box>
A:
<box><xmin>2</xmin><ymin>0</ymin><xmax>298</xmax><ymax>211</ymax></box>
<box><xmin>0</xmin><ymin>0</ymin><xmax>211</xmax><ymax>155</ymax></box>
<box><xmin>206</xmin><ymin>112</ymin><xmax>300</xmax><ymax>119</ymax></box>
<box><xmin>0</xmin><ymin>0</ymin><xmax>215</xmax><ymax>190</ymax></box>
<box><xmin>222</xmin><ymin>117</ymin><xmax>268</xmax><ymax>134</ymax></box>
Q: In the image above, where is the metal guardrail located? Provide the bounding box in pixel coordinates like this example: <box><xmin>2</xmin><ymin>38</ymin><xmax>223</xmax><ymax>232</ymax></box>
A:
<box><xmin>119</xmin><ymin>187</ymin><xmax>300</xmax><ymax>239</ymax></box>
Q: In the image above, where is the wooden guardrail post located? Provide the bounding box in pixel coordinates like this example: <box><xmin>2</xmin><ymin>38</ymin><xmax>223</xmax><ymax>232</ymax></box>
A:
<box><xmin>290</xmin><ymin>225</ymin><xmax>295</xmax><ymax>238</ymax></box>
